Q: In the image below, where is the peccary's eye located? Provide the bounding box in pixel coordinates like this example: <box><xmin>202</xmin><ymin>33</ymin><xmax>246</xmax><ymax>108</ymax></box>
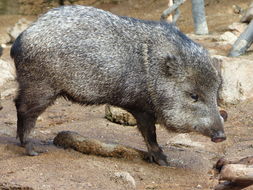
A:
<box><xmin>190</xmin><ymin>93</ymin><xmax>199</xmax><ymax>102</ymax></box>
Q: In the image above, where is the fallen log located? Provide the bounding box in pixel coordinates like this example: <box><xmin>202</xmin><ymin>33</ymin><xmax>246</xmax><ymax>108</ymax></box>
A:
<box><xmin>215</xmin><ymin>181</ymin><xmax>252</xmax><ymax>190</ymax></box>
<box><xmin>214</xmin><ymin>157</ymin><xmax>253</xmax><ymax>190</ymax></box>
<box><xmin>53</xmin><ymin>131</ymin><xmax>147</xmax><ymax>161</ymax></box>
<box><xmin>220</xmin><ymin>164</ymin><xmax>253</xmax><ymax>182</ymax></box>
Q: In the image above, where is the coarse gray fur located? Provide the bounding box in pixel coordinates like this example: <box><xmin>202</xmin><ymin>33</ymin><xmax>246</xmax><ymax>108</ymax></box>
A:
<box><xmin>11</xmin><ymin>5</ymin><xmax>226</xmax><ymax>165</ymax></box>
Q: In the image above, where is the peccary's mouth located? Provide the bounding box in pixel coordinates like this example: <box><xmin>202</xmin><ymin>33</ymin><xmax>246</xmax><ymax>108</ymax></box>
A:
<box><xmin>211</xmin><ymin>131</ymin><xmax>226</xmax><ymax>143</ymax></box>
<box><xmin>211</xmin><ymin>137</ymin><xmax>226</xmax><ymax>143</ymax></box>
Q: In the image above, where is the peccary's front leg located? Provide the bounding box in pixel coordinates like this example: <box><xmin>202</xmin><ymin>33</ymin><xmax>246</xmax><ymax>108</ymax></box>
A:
<box><xmin>131</xmin><ymin>111</ymin><xmax>168</xmax><ymax>166</ymax></box>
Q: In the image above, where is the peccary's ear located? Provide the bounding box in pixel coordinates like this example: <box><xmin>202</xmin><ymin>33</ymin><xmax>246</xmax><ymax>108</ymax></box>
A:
<box><xmin>163</xmin><ymin>54</ymin><xmax>184</xmax><ymax>78</ymax></box>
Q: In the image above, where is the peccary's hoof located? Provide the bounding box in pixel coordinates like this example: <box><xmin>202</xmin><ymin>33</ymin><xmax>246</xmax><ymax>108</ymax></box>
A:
<box><xmin>24</xmin><ymin>142</ymin><xmax>39</xmax><ymax>156</ymax></box>
<box><xmin>147</xmin><ymin>151</ymin><xmax>169</xmax><ymax>166</ymax></box>
<box><xmin>27</xmin><ymin>150</ymin><xmax>39</xmax><ymax>156</ymax></box>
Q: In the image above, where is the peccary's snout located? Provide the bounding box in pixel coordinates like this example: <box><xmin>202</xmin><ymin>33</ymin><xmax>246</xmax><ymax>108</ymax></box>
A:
<box><xmin>211</xmin><ymin>130</ymin><xmax>226</xmax><ymax>143</ymax></box>
<box><xmin>210</xmin><ymin>110</ymin><xmax>227</xmax><ymax>143</ymax></box>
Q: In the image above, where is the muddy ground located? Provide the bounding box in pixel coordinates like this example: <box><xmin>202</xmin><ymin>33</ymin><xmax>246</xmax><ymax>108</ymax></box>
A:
<box><xmin>1</xmin><ymin>0</ymin><xmax>253</xmax><ymax>190</ymax></box>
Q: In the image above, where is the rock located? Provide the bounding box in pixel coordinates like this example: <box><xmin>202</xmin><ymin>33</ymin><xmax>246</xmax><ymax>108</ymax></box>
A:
<box><xmin>196</xmin><ymin>184</ymin><xmax>202</xmax><ymax>189</ymax></box>
<box><xmin>0</xmin><ymin>59</ymin><xmax>16</xmax><ymax>88</ymax></box>
<box><xmin>1</xmin><ymin>88</ymin><xmax>17</xmax><ymax>98</ymax></box>
<box><xmin>186</xmin><ymin>33</ymin><xmax>220</xmax><ymax>42</ymax></box>
<box><xmin>113</xmin><ymin>171</ymin><xmax>136</xmax><ymax>188</ymax></box>
<box><xmin>213</xmin><ymin>55</ymin><xmax>253</xmax><ymax>104</ymax></box>
<box><xmin>219</xmin><ymin>32</ymin><xmax>238</xmax><ymax>45</ymax></box>
<box><xmin>0</xmin><ymin>33</ymin><xmax>11</xmax><ymax>45</ymax></box>
<box><xmin>1</xmin><ymin>44</ymin><xmax>7</xmax><ymax>48</ymax></box>
<box><xmin>232</xmin><ymin>5</ymin><xmax>243</xmax><ymax>15</ymax></box>
<box><xmin>0</xmin><ymin>127</ymin><xmax>14</xmax><ymax>136</ymax></box>
<box><xmin>166</xmin><ymin>134</ymin><xmax>205</xmax><ymax>149</ymax></box>
<box><xmin>105</xmin><ymin>105</ymin><xmax>137</xmax><ymax>126</ymax></box>
<box><xmin>228</xmin><ymin>22</ymin><xmax>248</xmax><ymax>36</ymax></box>
<box><xmin>8</xmin><ymin>18</ymin><xmax>32</xmax><ymax>42</ymax></box>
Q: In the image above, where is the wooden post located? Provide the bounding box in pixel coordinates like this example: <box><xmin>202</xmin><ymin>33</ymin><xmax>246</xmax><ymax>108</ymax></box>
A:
<box><xmin>167</xmin><ymin>0</ymin><xmax>174</xmax><ymax>22</ymax></box>
<box><xmin>191</xmin><ymin>0</ymin><xmax>209</xmax><ymax>35</ymax></box>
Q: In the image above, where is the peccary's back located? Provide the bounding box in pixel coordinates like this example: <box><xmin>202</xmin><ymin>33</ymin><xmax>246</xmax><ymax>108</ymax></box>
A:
<box><xmin>11</xmin><ymin>5</ymin><xmax>166</xmax><ymax>108</ymax></box>
<box><xmin>11</xmin><ymin>5</ymin><xmax>201</xmax><ymax>110</ymax></box>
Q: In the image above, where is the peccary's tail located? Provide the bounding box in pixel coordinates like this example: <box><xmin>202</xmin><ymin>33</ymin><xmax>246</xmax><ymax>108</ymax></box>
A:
<box><xmin>10</xmin><ymin>45</ymin><xmax>15</xmax><ymax>59</ymax></box>
<box><xmin>10</xmin><ymin>35</ymin><xmax>22</xmax><ymax>60</ymax></box>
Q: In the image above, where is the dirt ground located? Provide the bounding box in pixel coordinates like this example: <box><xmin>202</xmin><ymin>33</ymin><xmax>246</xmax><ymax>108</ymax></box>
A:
<box><xmin>1</xmin><ymin>0</ymin><xmax>253</xmax><ymax>190</ymax></box>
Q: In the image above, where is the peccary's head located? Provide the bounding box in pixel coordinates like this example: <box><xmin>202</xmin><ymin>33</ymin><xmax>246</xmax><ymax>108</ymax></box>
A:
<box><xmin>147</xmin><ymin>26</ymin><xmax>226</xmax><ymax>142</ymax></box>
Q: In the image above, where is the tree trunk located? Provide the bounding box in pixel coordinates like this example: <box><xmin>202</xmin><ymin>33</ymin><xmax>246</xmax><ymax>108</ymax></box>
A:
<box><xmin>191</xmin><ymin>0</ymin><xmax>209</xmax><ymax>35</ymax></box>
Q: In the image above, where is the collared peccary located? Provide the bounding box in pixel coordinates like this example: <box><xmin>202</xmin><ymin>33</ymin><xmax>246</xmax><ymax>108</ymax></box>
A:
<box><xmin>11</xmin><ymin>5</ymin><xmax>226</xmax><ymax>166</ymax></box>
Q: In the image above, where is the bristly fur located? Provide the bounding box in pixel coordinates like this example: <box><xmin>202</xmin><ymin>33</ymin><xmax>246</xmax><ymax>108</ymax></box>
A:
<box><xmin>11</xmin><ymin>5</ymin><xmax>225</xmax><ymax>163</ymax></box>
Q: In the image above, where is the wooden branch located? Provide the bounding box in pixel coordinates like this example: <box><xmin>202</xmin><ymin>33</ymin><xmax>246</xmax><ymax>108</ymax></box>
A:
<box><xmin>241</xmin><ymin>3</ymin><xmax>253</xmax><ymax>23</ymax></box>
<box><xmin>214</xmin><ymin>157</ymin><xmax>253</xmax><ymax>190</ymax></box>
<box><xmin>215</xmin><ymin>181</ymin><xmax>252</xmax><ymax>190</ymax></box>
<box><xmin>173</xmin><ymin>8</ymin><xmax>180</xmax><ymax>23</ymax></box>
<box><xmin>220</xmin><ymin>164</ymin><xmax>253</xmax><ymax>182</ymax></box>
<box><xmin>161</xmin><ymin>0</ymin><xmax>185</xmax><ymax>21</ymax></box>
<box><xmin>228</xmin><ymin>19</ymin><xmax>253</xmax><ymax>57</ymax></box>
<box><xmin>53</xmin><ymin>131</ymin><xmax>147</xmax><ymax>161</ymax></box>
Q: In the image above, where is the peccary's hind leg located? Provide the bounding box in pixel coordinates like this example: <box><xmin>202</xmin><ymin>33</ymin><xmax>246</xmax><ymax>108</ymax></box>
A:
<box><xmin>15</xmin><ymin>86</ymin><xmax>57</xmax><ymax>156</ymax></box>
<box><xmin>131</xmin><ymin>111</ymin><xmax>168</xmax><ymax>166</ymax></box>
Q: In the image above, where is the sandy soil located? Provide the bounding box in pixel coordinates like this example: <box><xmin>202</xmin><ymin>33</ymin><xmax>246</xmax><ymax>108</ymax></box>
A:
<box><xmin>1</xmin><ymin>0</ymin><xmax>253</xmax><ymax>190</ymax></box>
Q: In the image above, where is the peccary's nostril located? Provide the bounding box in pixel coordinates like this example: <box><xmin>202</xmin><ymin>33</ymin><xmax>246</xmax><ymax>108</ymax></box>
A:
<box><xmin>211</xmin><ymin>131</ymin><xmax>226</xmax><ymax>143</ymax></box>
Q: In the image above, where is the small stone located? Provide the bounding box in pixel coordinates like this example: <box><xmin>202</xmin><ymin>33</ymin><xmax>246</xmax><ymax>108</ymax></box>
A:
<box><xmin>228</xmin><ymin>22</ymin><xmax>248</xmax><ymax>36</ymax></box>
<box><xmin>0</xmin><ymin>33</ymin><xmax>11</xmax><ymax>45</ymax></box>
<box><xmin>114</xmin><ymin>171</ymin><xmax>136</xmax><ymax>187</ymax></box>
<box><xmin>241</xmin><ymin>2</ymin><xmax>253</xmax><ymax>23</ymax></box>
<box><xmin>219</xmin><ymin>32</ymin><xmax>238</xmax><ymax>45</ymax></box>
<box><xmin>0</xmin><ymin>59</ymin><xmax>16</xmax><ymax>88</ymax></box>
<box><xmin>196</xmin><ymin>184</ymin><xmax>202</xmax><ymax>189</ymax></box>
<box><xmin>232</xmin><ymin>5</ymin><xmax>242</xmax><ymax>14</ymax></box>
<box><xmin>1</xmin><ymin>88</ymin><xmax>17</xmax><ymax>98</ymax></box>
<box><xmin>37</xmin><ymin>116</ymin><xmax>43</xmax><ymax>121</ymax></box>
